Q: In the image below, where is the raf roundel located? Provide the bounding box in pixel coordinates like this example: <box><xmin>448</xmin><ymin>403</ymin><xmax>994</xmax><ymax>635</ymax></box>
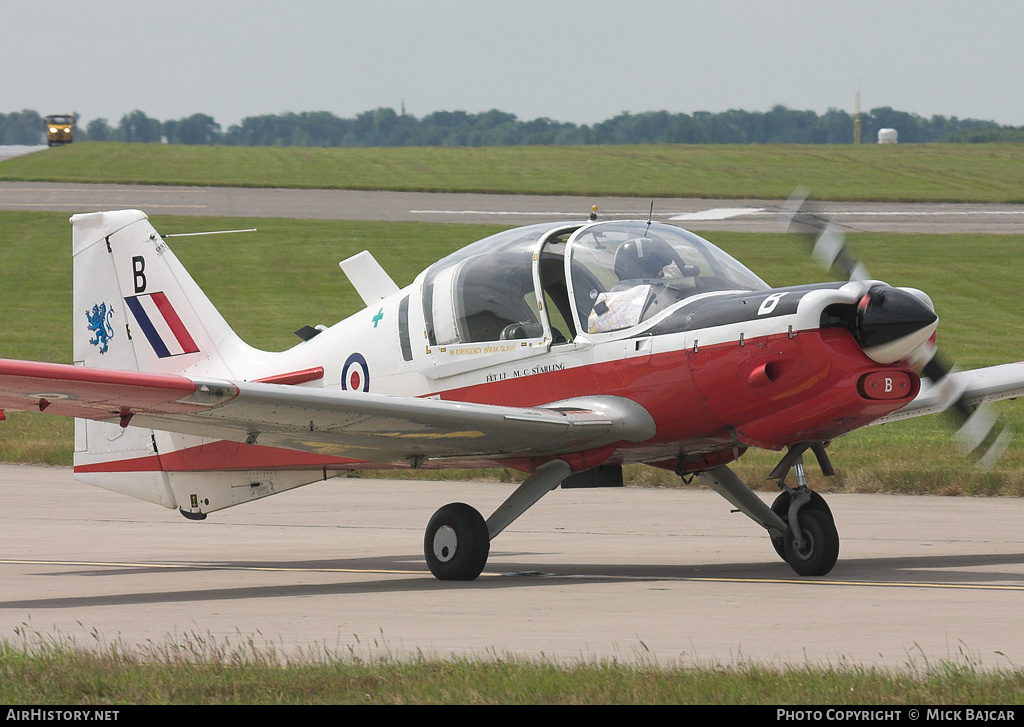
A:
<box><xmin>341</xmin><ymin>352</ymin><xmax>370</xmax><ymax>392</ymax></box>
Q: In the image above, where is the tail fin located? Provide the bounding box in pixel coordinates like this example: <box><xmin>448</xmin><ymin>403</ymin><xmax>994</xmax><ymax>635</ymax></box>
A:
<box><xmin>71</xmin><ymin>210</ymin><xmax>262</xmax><ymax>508</ymax></box>
<box><xmin>72</xmin><ymin>210</ymin><xmax>256</xmax><ymax>377</ymax></box>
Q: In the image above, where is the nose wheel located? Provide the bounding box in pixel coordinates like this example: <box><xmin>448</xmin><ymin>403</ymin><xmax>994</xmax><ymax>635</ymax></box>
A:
<box><xmin>781</xmin><ymin>507</ymin><xmax>839</xmax><ymax>576</ymax></box>
<box><xmin>424</xmin><ymin>502</ymin><xmax>490</xmax><ymax>581</ymax></box>
<box><xmin>767</xmin><ymin>447</ymin><xmax>840</xmax><ymax>576</ymax></box>
<box><xmin>768</xmin><ymin>490</ymin><xmax>836</xmax><ymax>561</ymax></box>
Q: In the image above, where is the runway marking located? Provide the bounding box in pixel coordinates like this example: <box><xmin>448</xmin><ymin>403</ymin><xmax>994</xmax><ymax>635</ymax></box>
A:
<box><xmin>669</xmin><ymin>207</ymin><xmax>765</xmax><ymax>221</ymax></box>
<box><xmin>411</xmin><ymin>207</ymin><xmax>1024</xmax><ymax>221</ymax></box>
<box><xmin>0</xmin><ymin>559</ymin><xmax>422</xmax><ymax>576</ymax></box>
<box><xmin>4</xmin><ymin>559</ymin><xmax>1021</xmax><ymax>591</ymax></box>
<box><xmin>686</xmin><ymin>576</ymin><xmax>1024</xmax><ymax>591</ymax></box>
<box><xmin>417</xmin><ymin>207</ymin><xmax>1024</xmax><ymax>217</ymax></box>
<box><xmin>493</xmin><ymin>571</ymin><xmax>1024</xmax><ymax>590</ymax></box>
<box><xmin>409</xmin><ymin>209</ymin><xmax>638</xmax><ymax>217</ymax></box>
<box><xmin>409</xmin><ymin>209</ymin><xmax>763</xmax><ymax>220</ymax></box>
<box><xmin>0</xmin><ymin>203</ymin><xmax>207</xmax><ymax>209</ymax></box>
<box><xmin>0</xmin><ymin>187</ymin><xmax>196</xmax><ymax>193</ymax></box>
<box><xmin>828</xmin><ymin>210</ymin><xmax>1024</xmax><ymax>217</ymax></box>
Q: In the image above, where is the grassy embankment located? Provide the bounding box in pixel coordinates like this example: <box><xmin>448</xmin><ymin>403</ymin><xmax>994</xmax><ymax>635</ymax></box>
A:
<box><xmin>3</xmin><ymin>141</ymin><xmax>1024</xmax><ymax>202</ymax></box>
<box><xmin>2</xmin><ymin>630</ymin><xmax>1023</xmax><ymax>704</ymax></box>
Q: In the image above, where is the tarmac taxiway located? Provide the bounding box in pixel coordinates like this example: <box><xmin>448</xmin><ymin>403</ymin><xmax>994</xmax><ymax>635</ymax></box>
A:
<box><xmin>3</xmin><ymin>181</ymin><xmax>1024</xmax><ymax>233</ymax></box>
<box><xmin>1</xmin><ymin>465</ymin><xmax>1022</xmax><ymax>667</ymax></box>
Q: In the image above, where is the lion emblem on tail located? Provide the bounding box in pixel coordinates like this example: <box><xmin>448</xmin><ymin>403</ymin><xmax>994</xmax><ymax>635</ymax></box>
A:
<box><xmin>86</xmin><ymin>303</ymin><xmax>114</xmax><ymax>354</ymax></box>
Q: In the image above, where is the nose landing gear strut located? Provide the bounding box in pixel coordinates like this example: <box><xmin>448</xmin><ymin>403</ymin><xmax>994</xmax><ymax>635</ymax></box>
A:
<box><xmin>768</xmin><ymin>443</ymin><xmax>840</xmax><ymax>576</ymax></box>
<box><xmin>694</xmin><ymin>442</ymin><xmax>840</xmax><ymax>577</ymax></box>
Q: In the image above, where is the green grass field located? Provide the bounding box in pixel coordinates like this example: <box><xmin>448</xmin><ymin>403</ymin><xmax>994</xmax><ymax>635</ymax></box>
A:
<box><xmin>2</xmin><ymin>633</ymin><xmax>1022</xmax><ymax>704</ymax></box>
<box><xmin>5</xmin><ymin>141</ymin><xmax>1024</xmax><ymax>201</ymax></box>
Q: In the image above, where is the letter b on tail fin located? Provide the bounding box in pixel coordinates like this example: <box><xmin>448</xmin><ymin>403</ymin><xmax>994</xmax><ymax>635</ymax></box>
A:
<box><xmin>72</xmin><ymin>210</ymin><xmax>253</xmax><ymax>377</ymax></box>
<box><xmin>132</xmin><ymin>255</ymin><xmax>147</xmax><ymax>293</ymax></box>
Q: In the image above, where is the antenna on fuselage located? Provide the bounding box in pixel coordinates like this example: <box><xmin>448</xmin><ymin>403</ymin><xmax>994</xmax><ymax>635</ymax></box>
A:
<box><xmin>645</xmin><ymin>200</ymin><xmax>654</xmax><ymax>235</ymax></box>
<box><xmin>161</xmin><ymin>227</ymin><xmax>257</xmax><ymax>239</ymax></box>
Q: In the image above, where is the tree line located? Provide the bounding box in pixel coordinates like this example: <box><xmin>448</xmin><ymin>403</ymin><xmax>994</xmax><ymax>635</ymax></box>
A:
<box><xmin>3</xmin><ymin>106</ymin><xmax>1022</xmax><ymax>147</ymax></box>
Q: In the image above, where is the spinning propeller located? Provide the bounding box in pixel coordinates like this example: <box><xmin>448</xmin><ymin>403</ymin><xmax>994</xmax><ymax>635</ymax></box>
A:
<box><xmin>780</xmin><ymin>187</ymin><xmax>1012</xmax><ymax>472</ymax></box>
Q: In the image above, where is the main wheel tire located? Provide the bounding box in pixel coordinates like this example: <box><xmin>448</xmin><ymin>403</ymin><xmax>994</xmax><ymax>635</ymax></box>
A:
<box><xmin>770</xmin><ymin>490</ymin><xmax>835</xmax><ymax>560</ymax></box>
<box><xmin>424</xmin><ymin>502</ymin><xmax>490</xmax><ymax>581</ymax></box>
<box><xmin>783</xmin><ymin>508</ymin><xmax>840</xmax><ymax>577</ymax></box>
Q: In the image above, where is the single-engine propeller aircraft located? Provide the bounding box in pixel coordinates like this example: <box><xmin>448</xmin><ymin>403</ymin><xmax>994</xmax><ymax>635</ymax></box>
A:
<box><xmin>2</xmin><ymin>195</ymin><xmax>1023</xmax><ymax>580</ymax></box>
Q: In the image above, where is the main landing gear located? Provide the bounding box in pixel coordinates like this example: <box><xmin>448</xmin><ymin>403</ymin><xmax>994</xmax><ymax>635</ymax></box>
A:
<box><xmin>424</xmin><ymin>503</ymin><xmax>491</xmax><ymax>581</ymax></box>
<box><xmin>421</xmin><ymin>445</ymin><xmax>841</xmax><ymax>581</ymax></box>
<box><xmin>423</xmin><ymin>459</ymin><xmax>573</xmax><ymax>581</ymax></box>
<box><xmin>697</xmin><ymin>442</ymin><xmax>840</xmax><ymax>577</ymax></box>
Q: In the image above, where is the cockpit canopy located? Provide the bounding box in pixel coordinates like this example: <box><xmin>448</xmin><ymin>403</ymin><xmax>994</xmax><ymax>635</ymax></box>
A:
<box><xmin>569</xmin><ymin>222</ymin><xmax>769</xmax><ymax>334</ymax></box>
<box><xmin>421</xmin><ymin>220</ymin><xmax>768</xmax><ymax>347</ymax></box>
<box><xmin>423</xmin><ymin>222</ymin><xmax>561</xmax><ymax>346</ymax></box>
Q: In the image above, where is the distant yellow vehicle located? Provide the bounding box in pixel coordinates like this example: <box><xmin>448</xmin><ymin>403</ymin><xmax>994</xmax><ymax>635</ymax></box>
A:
<box><xmin>45</xmin><ymin>114</ymin><xmax>75</xmax><ymax>146</ymax></box>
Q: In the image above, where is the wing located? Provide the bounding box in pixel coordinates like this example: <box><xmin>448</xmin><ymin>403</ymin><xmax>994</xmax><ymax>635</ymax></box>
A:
<box><xmin>875</xmin><ymin>362</ymin><xmax>1024</xmax><ymax>423</ymax></box>
<box><xmin>0</xmin><ymin>359</ymin><xmax>655</xmax><ymax>465</ymax></box>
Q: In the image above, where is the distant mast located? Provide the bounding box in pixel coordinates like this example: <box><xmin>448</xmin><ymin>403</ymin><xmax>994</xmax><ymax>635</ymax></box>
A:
<box><xmin>853</xmin><ymin>92</ymin><xmax>862</xmax><ymax>145</ymax></box>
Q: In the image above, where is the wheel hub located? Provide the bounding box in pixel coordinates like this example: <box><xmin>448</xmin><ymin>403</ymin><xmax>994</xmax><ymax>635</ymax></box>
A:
<box><xmin>432</xmin><ymin>525</ymin><xmax>458</xmax><ymax>562</ymax></box>
<box><xmin>790</xmin><ymin>527</ymin><xmax>815</xmax><ymax>561</ymax></box>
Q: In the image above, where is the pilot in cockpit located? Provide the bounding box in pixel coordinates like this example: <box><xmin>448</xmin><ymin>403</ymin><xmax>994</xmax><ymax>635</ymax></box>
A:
<box><xmin>587</xmin><ymin>236</ymin><xmax>699</xmax><ymax>333</ymax></box>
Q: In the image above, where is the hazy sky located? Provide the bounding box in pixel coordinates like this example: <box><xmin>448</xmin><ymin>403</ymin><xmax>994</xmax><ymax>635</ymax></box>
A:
<box><xmin>4</xmin><ymin>0</ymin><xmax>1023</xmax><ymax>129</ymax></box>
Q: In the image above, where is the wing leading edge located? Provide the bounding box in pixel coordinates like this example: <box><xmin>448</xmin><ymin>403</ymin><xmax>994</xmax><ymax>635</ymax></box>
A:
<box><xmin>875</xmin><ymin>362</ymin><xmax>1024</xmax><ymax>424</ymax></box>
<box><xmin>0</xmin><ymin>359</ymin><xmax>656</xmax><ymax>466</ymax></box>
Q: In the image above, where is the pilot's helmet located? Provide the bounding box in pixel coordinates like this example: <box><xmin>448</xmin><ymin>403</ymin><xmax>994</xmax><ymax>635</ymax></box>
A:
<box><xmin>613</xmin><ymin>237</ymin><xmax>675</xmax><ymax>280</ymax></box>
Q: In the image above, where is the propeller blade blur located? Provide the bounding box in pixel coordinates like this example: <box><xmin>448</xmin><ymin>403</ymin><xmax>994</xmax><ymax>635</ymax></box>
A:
<box><xmin>781</xmin><ymin>187</ymin><xmax>1012</xmax><ymax>472</ymax></box>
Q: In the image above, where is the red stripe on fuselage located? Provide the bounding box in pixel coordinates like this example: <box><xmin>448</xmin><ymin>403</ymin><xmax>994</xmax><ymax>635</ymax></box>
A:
<box><xmin>431</xmin><ymin>329</ymin><xmax>918</xmax><ymax>451</ymax></box>
<box><xmin>72</xmin><ymin>329</ymin><xmax>918</xmax><ymax>474</ymax></box>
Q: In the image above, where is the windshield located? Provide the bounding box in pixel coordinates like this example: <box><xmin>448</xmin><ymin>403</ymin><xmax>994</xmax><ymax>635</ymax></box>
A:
<box><xmin>568</xmin><ymin>221</ymin><xmax>769</xmax><ymax>334</ymax></box>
